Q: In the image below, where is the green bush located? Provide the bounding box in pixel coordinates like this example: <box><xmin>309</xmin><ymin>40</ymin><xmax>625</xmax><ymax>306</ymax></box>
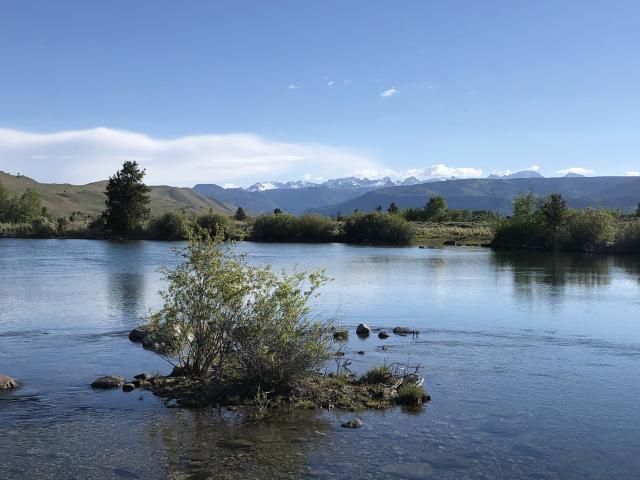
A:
<box><xmin>395</xmin><ymin>383</ymin><xmax>425</xmax><ymax>405</ymax></box>
<box><xmin>149</xmin><ymin>212</ymin><xmax>192</xmax><ymax>240</ymax></box>
<box><xmin>561</xmin><ymin>209</ymin><xmax>614</xmax><ymax>251</ymax></box>
<box><xmin>614</xmin><ymin>221</ymin><xmax>640</xmax><ymax>253</ymax></box>
<box><xmin>251</xmin><ymin>214</ymin><xmax>337</xmax><ymax>242</ymax></box>
<box><xmin>343</xmin><ymin>212</ymin><xmax>413</xmax><ymax>245</ymax></box>
<box><xmin>149</xmin><ymin>228</ymin><xmax>332</xmax><ymax>391</ymax></box>
<box><xmin>197</xmin><ymin>213</ymin><xmax>242</xmax><ymax>240</ymax></box>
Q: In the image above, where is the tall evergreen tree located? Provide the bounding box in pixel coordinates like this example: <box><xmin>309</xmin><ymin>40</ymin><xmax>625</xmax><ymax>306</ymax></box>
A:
<box><xmin>234</xmin><ymin>206</ymin><xmax>247</xmax><ymax>221</ymax></box>
<box><xmin>103</xmin><ymin>161</ymin><xmax>151</xmax><ymax>234</ymax></box>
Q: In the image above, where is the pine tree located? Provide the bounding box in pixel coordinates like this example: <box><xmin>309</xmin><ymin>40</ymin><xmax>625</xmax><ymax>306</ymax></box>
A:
<box><xmin>103</xmin><ymin>161</ymin><xmax>151</xmax><ymax>234</ymax></box>
<box><xmin>234</xmin><ymin>206</ymin><xmax>247</xmax><ymax>221</ymax></box>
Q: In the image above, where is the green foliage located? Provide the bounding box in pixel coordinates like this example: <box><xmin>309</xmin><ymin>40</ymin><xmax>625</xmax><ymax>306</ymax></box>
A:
<box><xmin>562</xmin><ymin>209</ymin><xmax>614</xmax><ymax>251</ymax></box>
<box><xmin>424</xmin><ymin>196</ymin><xmax>447</xmax><ymax>221</ymax></box>
<box><xmin>251</xmin><ymin>213</ymin><xmax>337</xmax><ymax>242</ymax></box>
<box><xmin>492</xmin><ymin>193</ymin><xmax>546</xmax><ymax>248</ymax></box>
<box><xmin>395</xmin><ymin>384</ymin><xmax>425</xmax><ymax>405</ymax></box>
<box><xmin>359</xmin><ymin>365</ymin><xmax>390</xmax><ymax>384</ymax></box>
<box><xmin>234</xmin><ymin>206</ymin><xmax>247</xmax><ymax>221</ymax></box>
<box><xmin>387</xmin><ymin>202</ymin><xmax>399</xmax><ymax>214</ymax></box>
<box><xmin>615</xmin><ymin>221</ymin><xmax>640</xmax><ymax>253</ymax></box>
<box><xmin>149</xmin><ymin>212</ymin><xmax>192</xmax><ymax>240</ymax></box>
<box><xmin>0</xmin><ymin>183</ymin><xmax>44</xmax><ymax>224</ymax></box>
<box><xmin>149</xmin><ymin>227</ymin><xmax>332</xmax><ymax>390</ymax></box>
<box><xmin>103</xmin><ymin>161</ymin><xmax>151</xmax><ymax>234</ymax></box>
<box><xmin>540</xmin><ymin>193</ymin><xmax>567</xmax><ymax>241</ymax></box>
<box><xmin>343</xmin><ymin>212</ymin><xmax>413</xmax><ymax>245</ymax></box>
<box><xmin>196</xmin><ymin>212</ymin><xmax>241</xmax><ymax>240</ymax></box>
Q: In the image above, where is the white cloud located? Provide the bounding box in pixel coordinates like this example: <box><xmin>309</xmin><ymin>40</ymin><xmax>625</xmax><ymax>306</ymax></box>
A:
<box><xmin>557</xmin><ymin>167</ymin><xmax>595</xmax><ymax>176</ymax></box>
<box><xmin>327</xmin><ymin>81</ymin><xmax>334</xmax><ymax>86</ymax></box>
<box><xmin>343</xmin><ymin>80</ymin><xmax>352</xmax><ymax>86</ymax></box>
<box><xmin>626</xmin><ymin>171</ymin><xmax>640</xmax><ymax>177</ymax></box>
<box><xmin>0</xmin><ymin>127</ymin><xmax>377</xmax><ymax>186</ymax></box>
<box><xmin>380</xmin><ymin>87</ymin><xmax>398</xmax><ymax>97</ymax></box>
<box><xmin>287</xmin><ymin>84</ymin><xmax>299</xmax><ymax>90</ymax></box>
<box><xmin>352</xmin><ymin>164</ymin><xmax>482</xmax><ymax>181</ymax></box>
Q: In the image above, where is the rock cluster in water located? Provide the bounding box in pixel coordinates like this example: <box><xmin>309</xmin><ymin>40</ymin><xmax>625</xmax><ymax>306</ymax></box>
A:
<box><xmin>128</xmin><ymin>324</ymin><xmax>177</xmax><ymax>354</ymax></box>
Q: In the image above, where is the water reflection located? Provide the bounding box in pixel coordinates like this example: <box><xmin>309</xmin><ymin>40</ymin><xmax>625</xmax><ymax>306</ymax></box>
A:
<box><xmin>153</xmin><ymin>410</ymin><xmax>332</xmax><ymax>479</ymax></box>
<box><xmin>103</xmin><ymin>242</ymin><xmax>147</xmax><ymax>324</ymax></box>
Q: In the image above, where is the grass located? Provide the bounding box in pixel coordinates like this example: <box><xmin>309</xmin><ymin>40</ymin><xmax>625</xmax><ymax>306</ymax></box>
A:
<box><xmin>395</xmin><ymin>384</ymin><xmax>426</xmax><ymax>406</ymax></box>
<box><xmin>359</xmin><ymin>366</ymin><xmax>391</xmax><ymax>384</ymax></box>
<box><xmin>412</xmin><ymin>221</ymin><xmax>494</xmax><ymax>247</ymax></box>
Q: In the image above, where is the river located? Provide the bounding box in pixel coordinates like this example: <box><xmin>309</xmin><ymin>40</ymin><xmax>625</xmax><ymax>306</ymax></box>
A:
<box><xmin>1</xmin><ymin>239</ymin><xmax>640</xmax><ymax>479</ymax></box>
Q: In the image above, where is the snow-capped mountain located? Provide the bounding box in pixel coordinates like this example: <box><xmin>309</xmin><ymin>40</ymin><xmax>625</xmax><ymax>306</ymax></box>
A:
<box><xmin>487</xmin><ymin>170</ymin><xmax>545</xmax><ymax>179</ymax></box>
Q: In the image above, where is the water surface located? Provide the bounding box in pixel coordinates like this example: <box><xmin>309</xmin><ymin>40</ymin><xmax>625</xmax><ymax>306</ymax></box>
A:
<box><xmin>1</xmin><ymin>239</ymin><xmax>640</xmax><ymax>479</ymax></box>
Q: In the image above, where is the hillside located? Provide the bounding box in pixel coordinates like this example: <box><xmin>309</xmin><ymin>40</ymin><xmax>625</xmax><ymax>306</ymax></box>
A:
<box><xmin>0</xmin><ymin>171</ymin><xmax>234</xmax><ymax>218</ymax></box>
<box><xmin>308</xmin><ymin>177</ymin><xmax>640</xmax><ymax>216</ymax></box>
<box><xmin>194</xmin><ymin>183</ymin><xmax>377</xmax><ymax>214</ymax></box>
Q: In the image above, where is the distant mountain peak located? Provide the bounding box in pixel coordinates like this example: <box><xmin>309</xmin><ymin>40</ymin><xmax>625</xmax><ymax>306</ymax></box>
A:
<box><xmin>488</xmin><ymin>170</ymin><xmax>544</xmax><ymax>179</ymax></box>
<box><xmin>564</xmin><ymin>172</ymin><xmax>585</xmax><ymax>178</ymax></box>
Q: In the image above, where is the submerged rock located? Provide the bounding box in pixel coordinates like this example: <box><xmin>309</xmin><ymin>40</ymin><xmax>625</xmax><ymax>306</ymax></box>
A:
<box><xmin>91</xmin><ymin>375</ymin><xmax>125</xmax><ymax>389</ymax></box>
<box><xmin>122</xmin><ymin>383</ymin><xmax>136</xmax><ymax>392</ymax></box>
<box><xmin>134</xmin><ymin>372</ymin><xmax>154</xmax><ymax>381</ymax></box>
<box><xmin>380</xmin><ymin>462</ymin><xmax>433</xmax><ymax>478</ymax></box>
<box><xmin>0</xmin><ymin>375</ymin><xmax>18</xmax><ymax>390</ymax></box>
<box><xmin>356</xmin><ymin>324</ymin><xmax>371</xmax><ymax>336</ymax></box>
<box><xmin>341</xmin><ymin>419</ymin><xmax>363</xmax><ymax>429</ymax></box>
<box><xmin>333</xmin><ymin>330</ymin><xmax>349</xmax><ymax>341</ymax></box>
<box><xmin>378</xmin><ymin>330</ymin><xmax>390</xmax><ymax>339</ymax></box>
<box><xmin>141</xmin><ymin>332</ymin><xmax>175</xmax><ymax>354</ymax></box>
<box><xmin>218</xmin><ymin>438</ymin><xmax>254</xmax><ymax>449</ymax></box>
<box><xmin>393</xmin><ymin>327</ymin><xmax>419</xmax><ymax>335</ymax></box>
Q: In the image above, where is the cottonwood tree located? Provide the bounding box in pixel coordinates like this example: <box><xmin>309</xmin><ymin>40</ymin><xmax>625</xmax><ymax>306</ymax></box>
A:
<box><xmin>103</xmin><ymin>161</ymin><xmax>151</xmax><ymax>234</ymax></box>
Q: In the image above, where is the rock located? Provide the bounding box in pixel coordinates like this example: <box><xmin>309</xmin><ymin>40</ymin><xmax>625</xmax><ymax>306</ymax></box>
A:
<box><xmin>381</xmin><ymin>345</ymin><xmax>389</xmax><ymax>351</ymax></box>
<box><xmin>443</xmin><ymin>240</ymin><xmax>456</xmax><ymax>246</ymax></box>
<box><xmin>128</xmin><ymin>325</ymin><xmax>151</xmax><ymax>342</ymax></box>
<box><xmin>335</xmin><ymin>351</ymin><xmax>345</xmax><ymax>357</ymax></box>
<box><xmin>142</xmin><ymin>332</ymin><xmax>175</xmax><ymax>353</ymax></box>
<box><xmin>333</xmin><ymin>330</ymin><xmax>348</xmax><ymax>341</ymax></box>
<box><xmin>0</xmin><ymin>375</ymin><xmax>18</xmax><ymax>390</ymax></box>
<box><xmin>134</xmin><ymin>372</ymin><xmax>153</xmax><ymax>381</ymax></box>
<box><xmin>378</xmin><ymin>330</ymin><xmax>390</xmax><ymax>339</ymax></box>
<box><xmin>357</xmin><ymin>351</ymin><xmax>365</xmax><ymax>355</ymax></box>
<box><xmin>393</xmin><ymin>327</ymin><xmax>419</xmax><ymax>335</ymax></box>
<box><xmin>341</xmin><ymin>419</ymin><xmax>363</xmax><ymax>429</ymax></box>
<box><xmin>380</xmin><ymin>462</ymin><xmax>433</xmax><ymax>478</ymax></box>
<box><xmin>418</xmin><ymin>245</ymin><xmax>426</xmax><ymax>249</ymax></box>
<box><xmin>356</xmin><ymin>324</ymin><xmax>371</xmax><ymax>336</ymax></box>
<box><xmin>122</xmin><ymin>383</ymin><xmax>135</xmax><ymax>392</ymax></box>
<box><xmin>91</xmin><ymin>375</ymin><xmax>125</xmax><ymax>389</ymax></box>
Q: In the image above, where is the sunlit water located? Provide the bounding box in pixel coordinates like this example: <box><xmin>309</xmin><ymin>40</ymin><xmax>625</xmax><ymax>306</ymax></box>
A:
<box><xmin>1</xmin><ymin>239</ymin><xmax>640</xmax><ymax>479</ymax></box>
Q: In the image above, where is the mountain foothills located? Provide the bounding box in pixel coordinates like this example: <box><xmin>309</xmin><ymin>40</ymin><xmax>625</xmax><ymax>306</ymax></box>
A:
<box><xmin>0</xmin><ymin>171</ymin><xmax>233</xmax><ymax>218</ymax></box>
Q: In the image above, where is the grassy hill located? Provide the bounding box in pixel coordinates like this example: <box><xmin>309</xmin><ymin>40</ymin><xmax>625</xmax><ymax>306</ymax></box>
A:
<box><xmin>0</xmin><ymin>171</ymin><xmax>234</xmax><ymax>218</ymax></box>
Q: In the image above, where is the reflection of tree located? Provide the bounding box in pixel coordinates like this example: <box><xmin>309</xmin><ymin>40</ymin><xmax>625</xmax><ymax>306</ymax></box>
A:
<box><xmin>150</xmin><ymin>409</ymin><xmax>332</xmax><ymax>479</ymax></box>
<box><xmin>104</xmin><ymin>241</ymin><xmax>147</xmax><ymax>324</ymax></box>
<box><xmin>492</xmin><ymin>251</ymin><xmax>612</xmax><ymax>288</ymax></box>
<box><xmin>613</xmin><ymin>256</ymin><xmax>640</xmax><ymax>284</ymax></box>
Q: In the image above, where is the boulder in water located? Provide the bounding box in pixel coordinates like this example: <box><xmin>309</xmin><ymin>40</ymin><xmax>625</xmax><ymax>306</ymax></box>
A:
<box><xmin>0</xmin><ymin>375</ymin><xmax>18</xmax><ymax>390</ymax></box>
<box><xmin>341</xmin><ymin>418</ymin><xmax>363</xmax><ymax>429</ymax></box>
<box><xmin>356</xmin><ymin>324</ymin><xmax>371</xmax><ymax>336</ymax></box>
<box><xmin>91</xmin><ymin>375</ymin><xmax>125</xmax><ymax>389</ymax></box>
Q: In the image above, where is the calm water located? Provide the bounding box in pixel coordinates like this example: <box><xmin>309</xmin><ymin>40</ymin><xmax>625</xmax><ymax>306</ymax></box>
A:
<box><xmin>1</xmin><ymin>239</ymin><xmax>640</xmax><ymax>479</ymax></box>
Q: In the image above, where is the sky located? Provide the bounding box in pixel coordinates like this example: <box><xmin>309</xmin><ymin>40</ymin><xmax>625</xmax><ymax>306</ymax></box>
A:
<box><xmin>1</xmin><ymin>0</ymin><xmax>639</xmax><ymax>186</ymax></box>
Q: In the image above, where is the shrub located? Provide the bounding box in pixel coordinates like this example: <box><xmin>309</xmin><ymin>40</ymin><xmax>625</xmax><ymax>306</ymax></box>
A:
<box><xmin>30</xmin><ymin>217</ymin><xmax>56</xmax><ymax>236</ymax></box>
<box><xmin>359</xmin><ymin>365</ymin><xmax>390</xmax><ymax>384</ymax></box>
<box><xmin>561</xmin><ymin>209</ymin><xmax>614</xmax><ymax>251</ymax></box>
<box><xmin>251</xmin><ymin>214</ymin><xmax>337</xmax><ymax>242</ymax></box>
<box><xmin>196</xmin><ymin>213</ymin><xmax>241</xmax><ymax>240</ymax></box>
<box><xmin>395</xmin><ymin>384</ymin><xmax>425</xmax><ymax>405</ymax></box>
<box><xmin>148</xmin><ymin>227</ymin><xmax>332</xmax><ymax>390</ymax></box>
<box><xmin>149</xmin><ymin>212</ymin><xmax>191</xmax><ymax>240</ymax></box>
<box><xmin>614</xmin><ymin>221</ymin><xmax>640</xmax><ymax>253</ymax></box>
<box><xmin>343</xmin><ymin>212</ymin><xmax>413</xmax><ymax>245</ymax></box>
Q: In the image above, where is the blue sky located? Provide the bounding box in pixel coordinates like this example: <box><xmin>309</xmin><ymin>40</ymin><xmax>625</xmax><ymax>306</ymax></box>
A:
<box><xmin>1</xmin><ymin>0</ymin><xmax>639</xmax><ymax>186</ymax></box>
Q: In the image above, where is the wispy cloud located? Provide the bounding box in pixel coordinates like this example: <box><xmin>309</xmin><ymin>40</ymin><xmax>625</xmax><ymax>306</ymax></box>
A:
<box><xmin>626</xmin><ymin>171</ymin><xmax>640</xmax><ymax>177</ymax></box>
<box><xmin>327</xmin><ymin>81</ymin><xmax>334</xmax><ymax>86</ymax></box>
<box><xmin>557</xmin><ymin>167</ymin><xmax>595</xmax><ymax>176</ymax></box>
<box><xmin>287</xmin><ymin>84</ymin><xmax>299</xmax><ymax>90</ymax></box>
<box><xmin>343</xmin><ymin>80</ymin><xmax>352</xmax><ymax>86</ymax></box>
<box><xmin>380</xmin><ymin>87</ymin><xmax>398</xmax><ymax>98</ymax></box>
<box><xmin>0</xmin><ymin>127</ymin><xmax>377</xmax><ymax>186</ymax></box>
